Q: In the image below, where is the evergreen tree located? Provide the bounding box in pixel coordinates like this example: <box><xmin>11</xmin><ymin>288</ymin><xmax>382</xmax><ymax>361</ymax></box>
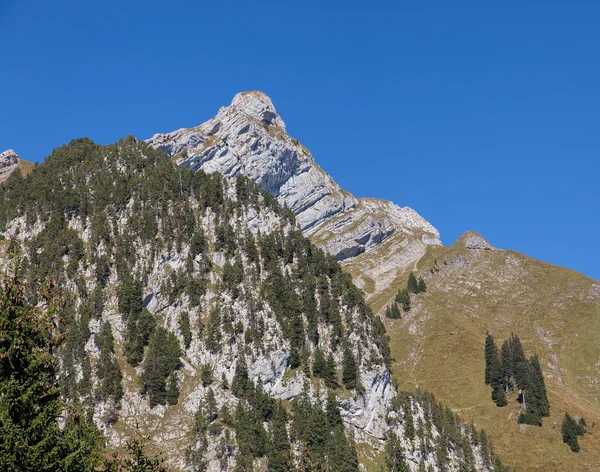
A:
<box><xmin>0</xmin><ymin>274</ymin><xmax>100</xmax><ymax>471</ymax></box>
<box><xmin>342</xmin><ymin>348</ymin><xmax>358</xmax><ymax>390</ymax></box>
<box><xmin>395</xmin><ymin>289</ymin><xmax>411</xmax><ymax>312</ymax></box>
<box><xmin>385</xmin><ymin>303</ymin><xmax>401</xmax><ymax>320</ymax></box>
<box><xmin>562</xmin><ymin>413</ymin><xmax>580</xmax><ymax>452</ymax></box>
<box><xmin>102</xmin><ymin>431</ymin><xmax>168</xmax><ymax>471</ymax></box>
<box><xmin>166</xmin><ymin>372</ymin><xmax>179</xmax><ymax>405</ymax></box>
<box><xmin>267</xmin><ymin>402</ymin><xmax>291</xmax><ymax>472</ymax></box>
<box><xmin>484</xmin><ymin>331</ymin><xmax>496</xmax><ymax>386</ymax></box>
<box><xmin>383</xmin><ymin>431</ymin><xmax>410</xmax><ymax>472</ymax></box>
<box><xmin>96</xmin><ymin>321</ymin><xmax>123</xmax><ymax>405</ymax></box>
<box><xmin>179</xmin><ymin>311</ymin><xmax>192</xmax><ymax>350</ymax></box>
<box><xmin>323</xmin><ymin>354</ymin><xmax>338</xmax><ymax>390</ymax></box>
<box><xmin>313</xmin><ymin>348</ymin><xmax>326</xmax><ymax>378</ymax></box>
<box><xmin>407</xmin><ymin>272</ymin><xmax>419</xmax><ymax>294</ymax></box>
<box><xmin>417</xmin><ymin>277</ymin><xmax>427</xmax><ymax>293</ymax></box>
<box><xmin>231</xmin><ymin>357</ymin><xmax>251</xmax><ymax>398</ymax></box>
<box><xmin>484</xmin><ymin>332</ymin><xmax>506</xmax><ymax>406</ymax></box>
<box><xmin>140</xmin><ymin>327</ymin><xmax>182</xmax><ymax>407</ymax></box>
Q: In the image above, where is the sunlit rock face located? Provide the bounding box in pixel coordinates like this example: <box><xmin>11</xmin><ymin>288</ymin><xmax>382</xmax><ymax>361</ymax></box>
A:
<box><xmin>147</xmin><ymin>91</ymin><xmax>441</xmax><ymax>294</ymax></box>
<box><xmin>0</xmin><ymin>149</ymin><xmax>19</xmax><ymax>182</ymax></box>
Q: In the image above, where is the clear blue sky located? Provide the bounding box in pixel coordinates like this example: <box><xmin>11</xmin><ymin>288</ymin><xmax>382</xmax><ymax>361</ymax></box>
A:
<box><xmin>1</xmin><ymin>1</ymin><xmax>599</xmax><ymax>280</ymax></box>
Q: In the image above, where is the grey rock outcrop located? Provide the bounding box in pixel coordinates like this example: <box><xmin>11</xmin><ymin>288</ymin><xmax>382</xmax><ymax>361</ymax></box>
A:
<box><xmin>461</xmin><ymin>231</ymin><xmax>493</xmax><ymax>250</ymax></box>
<box><xmin>147</xmin><ymin>91</ymin><xmax>441</xmax><ymax>277</ymax></box>
<box><xmin>0</xmin><ymin>149</ymin><xmax>19</xmax><ymax>182</ymax></box>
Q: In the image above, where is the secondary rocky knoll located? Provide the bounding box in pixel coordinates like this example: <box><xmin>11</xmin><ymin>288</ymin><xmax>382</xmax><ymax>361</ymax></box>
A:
<box><xmin>147</xmin><ymin>91</ymin><xmax>441</xmax><ymax>285</ymax></box>
<box><xmin>0</xmin><ymin>149</ymin><xmax>19</xmax><ymax>182</ymax></box>
<box><xmin>378</xmin><ymin>230</ymin><xmax>600</xmax><ymax>472</ymax></box>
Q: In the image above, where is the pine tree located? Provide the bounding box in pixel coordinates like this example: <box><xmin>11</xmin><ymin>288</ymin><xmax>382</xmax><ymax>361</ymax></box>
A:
<box><xmin>407</xmin><ymin>272</ymin><xmax>419</xmax><ymax>294</ymax></box>
<box><xmin>484</xmin><ymin>331</ymin><xmax>496</xmax><ymax>386</ymax></box>
<box><xmin>166</xmin><ymin>372</ymin><xmax>179</xmax><ymax>405</ymax></box>
<box><xmin>484</xmin><ymin>332</ymin><xmax>506</xmax><ymax>407</ymax></box>
<box><xmin>383</xmin><ymin>431</ymin><xmax>410</xmax><ymax>472</ymax></box>
<box><xmin>342</xmin><ymin>348</ymin><xmax>358</xmax><ymax>390</ymax></box>
<box><xmin>231</xmin><ymin>357</ymin><xmax>251</xmax><ymax>398</ymax></box>
<box><xmin>0</xmin><ymin>274</ymin><xmax>100</xmax><ymax>471</ymax></box>
<box><xmin>313</xmin><ymin>348</ymin><xmax>326</xmax><ymax>378</ymax></box>
<box><xmin>562</xmin><ymin>413</ymin><xmax>580</xmax><ymax>452</ymax></box>
<box><xmin>179</xmin><ymin>311</ymin><xmax>192</xmax><ymax>350</ymax></box>
<box><xmin>417</xmin><ymin>277</ymin><xmax>427</xmax><ymax>293</ymax></box>
<box><xmin>140</xmin><ymin>327</ymin><xmax>182</xmax><ymax>407</ymax></box>
<box><xmin>385</xmin><ymin>303</ymin><xmax>401</xmax><ymax>319</ymax></box>
<box><xmin>324</xmin><ymin>354</ymin><xmax>338</xmax><ymax>390</ymax></box>
<box><xmin>267</xmin><ymin>402</ymin><xmax>291</xmax><ymax>472</ymax></box>
<box><xmin>395</xmin><ymin>289</ymin><xmax>410</xmax><ymax>312</ymax></box>
<box><xmin>102</xmin><ymin>431</ymin><xmax>168</xmax><ymax>471</ymax></box>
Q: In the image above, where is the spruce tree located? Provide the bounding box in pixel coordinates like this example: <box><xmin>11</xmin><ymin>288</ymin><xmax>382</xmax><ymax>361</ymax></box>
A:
<box><xmin>484</xmin><ymin>331</ymin><xmax>496</xmax><ymax>386</ymax></box>
<box><xmin>166</xmin><ymin>372</ymin><xmax>179</xmax><ymax>405</ymax></box>
<box><xmin>267</xmin><ymin>402</ymin><xmax>291</xmax><ymax>472</ymax></box>
<box><xmin>383</xmin><ymin>431</ymin><xmax>410</xmax><ymax>472</ymax></box>
<box><xmin>407</xmin><ymin>272</ymin><xmax>419</xmax><ymax>294</ymax></box>
<box><xmin>395</xmin><ymin>289</ymin><xmax>411</xmax><ymax>312</ymax></box>
<box><xmin>0</xmin><ymin>274</ymin><xmax>100</xmax><ymax>471</ymax></box>
<box><xmin>562</xmin><ymin>413</ymin><xmax>580</xmax><ymax>452</ymax></box>
<box><xmin>417</xmin><ymin>277</ymin><xmax>427</xmax><ymax>293</ymax></box>
<box><xmin>342</xmin><ymin>348</ymin><xmax>358</xmax><ymax>390</ymax></box>
<box><xmin>484</xmin><ymin>332</ymin><xmax>506</xmax><ymax>407</ymax></box>
<box><xmin>385</xmin><ymin>303</ymin><xmax>401</xmax><ymax>320</ymax></box>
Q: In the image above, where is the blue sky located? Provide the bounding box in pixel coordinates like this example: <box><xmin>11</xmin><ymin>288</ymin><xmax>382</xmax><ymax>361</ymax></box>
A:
<box><xmin>1</xmin><ymin>1</ymin><xmax>599</xmax><ymax>280</ymax></box>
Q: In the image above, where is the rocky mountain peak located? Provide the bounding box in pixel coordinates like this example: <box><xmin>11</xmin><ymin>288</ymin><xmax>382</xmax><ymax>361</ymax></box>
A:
<box><xmin>230</xmin><ymin>90</ymin><xmax>286</xmax><ymax>130</ymax></box>
<box><xmin>147</xmin><ymin>92</ymin><xmax>441</xmax><ymax>292</ymax></box>
<box><xmin>0</xmin><ymin>149</ymin><xmax>19</xmax><ymax>165</ymax></box>
<box><xmin>0</xmin><ymin>149</ymin><xmax>20</xmax><ymax>182</ymax></box>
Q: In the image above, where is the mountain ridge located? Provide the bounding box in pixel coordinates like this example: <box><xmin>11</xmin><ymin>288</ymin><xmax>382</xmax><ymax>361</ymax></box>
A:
<box><xmin>147</xmin><ymin>91</ymin><xmax>441</xmax><ymax>276</ymax></box>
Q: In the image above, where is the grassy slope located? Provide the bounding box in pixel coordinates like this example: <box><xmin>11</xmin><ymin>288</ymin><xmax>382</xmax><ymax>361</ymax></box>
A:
<box><xmin>349</xmin><ymin>234</ymin><xmax>600</xmax><ymax>471</ymax></box>
<box><xmin>18</xmin><ymin>159</ymin><xmax>34</xmax><ymax>177</ymax></box>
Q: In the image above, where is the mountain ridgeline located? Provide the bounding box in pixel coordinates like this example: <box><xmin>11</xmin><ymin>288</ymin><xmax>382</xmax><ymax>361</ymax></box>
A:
<box><xmin>0</xmin><ymin>137</ymin><xmax>508</xmax><ymax>471</ymax></box>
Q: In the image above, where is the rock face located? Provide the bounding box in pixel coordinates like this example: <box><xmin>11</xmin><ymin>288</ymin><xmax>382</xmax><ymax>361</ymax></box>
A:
<box><xmin>461</xmin><ymin>231</ymin><xmax>493</xmax><ymax>250</ymax></box>
<box><xmin>0</xmin><ymin>149</ymin><xmax>19</xmax><ymax>182</ymax></box>
<box><xmin>147</xmin><ymin>91</ymin><xmax>441</xmax><ymax>282</ymax></box>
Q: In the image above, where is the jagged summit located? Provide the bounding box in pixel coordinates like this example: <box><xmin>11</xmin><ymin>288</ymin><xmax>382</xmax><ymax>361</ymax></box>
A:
<box><xmin>230</xmin><ymin>90</ymin><xmax>286</xmax><ymax>130</ymax></box>
<box><xmin>147</xmin><ymin>91</ymin><xmax>441</xmax><ymax>292</ymax></box>
<box><xmin>0</xmin><ymin>149</ymin><xmax>20</xmax><ymax>182</ymax></box>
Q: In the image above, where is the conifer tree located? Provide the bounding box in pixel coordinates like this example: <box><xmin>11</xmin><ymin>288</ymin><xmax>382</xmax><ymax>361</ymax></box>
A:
<box><xmin>383</xmin><ymin>431</ymin><xmax>410</xmax><ymax>472</ymax></box>
<box><xmin>484</xmin><ymin>332</ymin><xmax>506</xmax><ymax>406</ymax></box>
<box><xmin>395</xmin><ymin>289</ymin><xmax>411</xmax><ymax>312</ymax></box>
<box><xmin>231</xmin><ymin>357</ymin><xmax>251</xmax><ymax>398</ymax></box>
<box><xmin>324</xmin><ymin>353</ymin><xmax>338</xmax><ymax>390</ymax></box>
<box><xmin>0</xmin><ymin>274</ymin><xmax>100</xmax><ymax>471</ymax></box>
<box><xmin>140</xmin><ymin>327</ymin><xmax>182</xmax><ymax>407</ymax></box>
<box><xmin>562</xmin><ymin>413</ymin><xmax>580</xmax><ymax>452</ymax></box>
<box><xmin>417</xmin><ymin>277</ymin><xmax>427</xmax><ymax>293</ymax></box>
<box><xmin>267</xmin><ymin>401</ymin><xmax>291</xmax><ymax>472</ymax></box>
<box><xmin>407</xmin><ymin>272</ymin><xmax>419</xmax><ymax>294</ymax></box>
<box><xmin>385</xmin><ymin>303</ymin><xmax>401</xmax><ymax>319</ymax></box>
<box><xmin>166</xmin><ymin>372</ymin><xmax>179</xmax><ymax>405</ymax></box>
<box><xmin>342</xmin><ymin>348</ymin><xmax>358</xmax><ymax>390</ymax></box>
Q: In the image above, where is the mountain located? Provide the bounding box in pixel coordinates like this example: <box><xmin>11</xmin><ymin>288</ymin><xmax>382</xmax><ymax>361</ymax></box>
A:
<box><xmin>369</xmin><ymin>232</ymin><xmax>600</xmax><ymax>472</ymax></box>
<box><xmin>147</xmin><ymin>91</ymin><xmax>441</xmax><ymax>283</ymax></box>
<box><xmin>0</xmin><ymin>138</ymin><xmax>505</xmax><ymax>471</ymax></box>
<box><xmin>148</xmin><ymin>91</ymin><xmax>599</xmax><ymax>471</ymax></box>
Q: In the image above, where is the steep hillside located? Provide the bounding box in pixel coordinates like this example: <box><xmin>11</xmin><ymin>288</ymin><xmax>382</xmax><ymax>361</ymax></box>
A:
<box><xmin>369</xmin><ymin>232</ymin><xmax>600</xmax><ymax>472</ymax></box>
<box><xmin>0</xmin><ymin>138</ymin><xmax>506</xmax><ymax>471</ymax></box>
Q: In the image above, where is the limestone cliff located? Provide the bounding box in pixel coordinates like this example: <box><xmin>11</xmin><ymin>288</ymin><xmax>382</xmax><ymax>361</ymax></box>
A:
<box><xmin>147</xmin><ymin>91</ymin><xmax>441</xmax><ymax>286</ymax></box>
